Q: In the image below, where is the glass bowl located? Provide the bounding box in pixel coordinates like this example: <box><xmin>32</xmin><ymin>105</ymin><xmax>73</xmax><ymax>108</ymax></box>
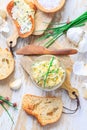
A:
<box><xmin>29</xmin><ymin>55</ymin><xmax>66</xmax><ymax>91</ymax></box>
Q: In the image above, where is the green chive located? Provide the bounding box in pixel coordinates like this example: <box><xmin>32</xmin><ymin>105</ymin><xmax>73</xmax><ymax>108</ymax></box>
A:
<box><xmin>1</xmin><ymin>104</ymin><xmax>14</xmax><ymax>124</ymax></box>
<box><xmin>38</xmin><ymin>11</ymin><xmax>87</xmax><ymax>48</ymax></box>
<box><xmin>0</xmin><ymin>96</ymin><xmax>18</xmax><ymax>124</ymax></box>
<box><xmin>44</xmin><ymin>56</ymin><xmax>54</xmax><ymax>87</ymax></box>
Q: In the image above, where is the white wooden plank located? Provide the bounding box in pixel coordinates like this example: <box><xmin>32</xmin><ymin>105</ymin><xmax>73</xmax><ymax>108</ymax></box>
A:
<box><xmin>0</xmin><ymin>0</ymin><xmax>87</xmax><ymax>130</ymax></box>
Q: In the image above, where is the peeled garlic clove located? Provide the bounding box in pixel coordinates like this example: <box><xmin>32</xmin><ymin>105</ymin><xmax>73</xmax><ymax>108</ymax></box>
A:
<box><xmin>79</xmin><ymin>33</ymin><xmax>87</xmax><ymax>53</ymax></box>
<box><xmin>9</xmin><ymin>79</ymin><xmax>22</xmax><ymax>90</ymax></box>
<box><xmin>67</xmin><ymin>27</ymin><xmax>84</xmax><ymax>46</ymax></box>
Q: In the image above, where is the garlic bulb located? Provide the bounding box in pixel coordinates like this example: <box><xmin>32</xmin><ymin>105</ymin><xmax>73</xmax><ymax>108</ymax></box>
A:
<box><xmin>67</xmin><ymin>27</ymin><xmax>84</xmax><ymax>46</ymax></box>
<box><xmin>9</xmin><ymin>79</ymin><xmax>22</xmax><ymax>90</ymax></box>
<box><xmin>79</xmin><ymin>32</ymin><xmax>87</xmax><ymax>53</ymax></box>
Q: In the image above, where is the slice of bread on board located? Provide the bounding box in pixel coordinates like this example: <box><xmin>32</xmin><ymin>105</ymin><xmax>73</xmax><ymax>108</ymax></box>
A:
<box><xmin>0</xmin><ymin>48</ymin><xmax>14</xmax><ymax>80</ymax></box>
<box><xmin>22</xmin><ymin>94</ymin><xmax>63</xmax><ymax>126</ymax></box>
<box><xmin>33</xmin><ymin>10</ymin><xmax>54</xmax><ymax>35</ymax></box>
<box><xmin>25</xmin><ymin>0</ymin><xmax>54</xmax><ymax>35</ymax></box>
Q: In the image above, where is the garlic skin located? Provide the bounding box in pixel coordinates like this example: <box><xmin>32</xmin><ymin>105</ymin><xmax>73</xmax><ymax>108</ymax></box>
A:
<box><xmin>67</xmin><ymin>27</ymin><xmax>84</xmax><ymax>46</ymax></box>
<box><xmin>0</xmin><ymin>9</ymin><xmax>7</xmax><ymax>20</ymax></box>
<box><xmin>0</xmin><ymin>16</ymin><xmax>9</xmax><ymax>33</ymax></box>
<box><xmin>79</xmin><ymin>32</ymin><xmax>87</xmax><ymax>53</ymax></box>
<box><xmin>9</xmin><ymin>79</ymin><xmax>22</xmax><ymax>90</ymax></box>
<box><xmin>81</xmin><ymin>83</ymin><xmax>87</xmax><ymax>99</ymax></box>
<box><xmin>73</xmin><ymin>61</ymin><xmax>87</xmax><ymax>76</ymax></box>
<box><xmin>82</xmin><ymin>83</ymin><xmax>87</xmax><ymax>89</ymax></box>
<box><xmin>73</xmin><ymin>61</ymin><xmax>84</xmax><ymax>75</ymax></box>
<box><xmin>0</xmin><ymin>16</ymin><xmax>3</xmax><ymax>25</ymax></box>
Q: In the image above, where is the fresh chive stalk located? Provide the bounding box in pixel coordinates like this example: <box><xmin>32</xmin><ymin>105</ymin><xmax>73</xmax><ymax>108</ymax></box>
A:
<box><xmin>1</xmin><ymin>104</ymin><xmax>14</xmax><ymax>124</ymax></box>
<box><xmin>0</xmin><ymin>96</ymin><xmax>17</xmax><ymax>124</ymax></box>
<box><xmin>38</xmin><ymin>11</ymin><xmax>87</xmax><ymax>48</ymax></box>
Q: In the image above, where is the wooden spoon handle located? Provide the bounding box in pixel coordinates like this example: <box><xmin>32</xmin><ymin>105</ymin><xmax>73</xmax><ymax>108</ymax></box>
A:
<box><xmin>7</xmin><ymin>30</ymin><xmax>19</xmax><ymax>47</ymax></box>
<box><xmin>50</xmin><ymin>49</ymin><xmax>78</xmax><ymax>55</ymax></box>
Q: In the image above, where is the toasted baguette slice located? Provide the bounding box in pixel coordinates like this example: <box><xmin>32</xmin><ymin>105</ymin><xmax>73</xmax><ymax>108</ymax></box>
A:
<box><xmin>0</xmin><ymin>48</ymin><xmax>14</xmax><ymax>80</ymax></box>
<box><xmin>22</xmin><ymin>94</ymin><xmax>63</xmax><ymax>126</ymax></box>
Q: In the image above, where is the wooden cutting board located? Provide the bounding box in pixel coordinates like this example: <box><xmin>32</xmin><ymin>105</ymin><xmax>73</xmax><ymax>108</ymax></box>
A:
<box><xmin>20</xmin><ymin>37</ymin><xmax>78</xmax><ymax>99</ymax></box>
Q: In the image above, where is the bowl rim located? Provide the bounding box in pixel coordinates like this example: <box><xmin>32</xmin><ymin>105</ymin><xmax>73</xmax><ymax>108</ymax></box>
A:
<box><xmin>33</xmin><ymin>0</ymin><xmax>65</xmax><ymax>13</ymax></box>
<box><xmin>30</xmin><ymin>55</ymin><xmax>66</xmax><ymax>91</ymax></box>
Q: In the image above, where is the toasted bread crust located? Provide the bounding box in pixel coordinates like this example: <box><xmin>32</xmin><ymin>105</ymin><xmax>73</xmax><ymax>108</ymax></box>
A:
<box><xmin>0</xmin><ymin>48</ymin><xmax>14</xmax><ymax>80</ymax></box>
<box><xmin>22</xmin><ymin>94</ymin><xmax>63</xmax><ymax>126</ymax></box>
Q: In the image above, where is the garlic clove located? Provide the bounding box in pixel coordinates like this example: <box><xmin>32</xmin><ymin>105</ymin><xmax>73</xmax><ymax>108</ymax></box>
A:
<box><xmin>79</xmin><ymin>32</ymin><xmax>87</xmax><ymax>53</ymax></box>
<box><xmin>67</xmin><ymin>27</ymin><xmax>84</xmax><ymax>46</ymax></box>
<box><xmin>9</xmin><ymin>79</ymin><xmax>22</xmax><ymax>90</ymax></box>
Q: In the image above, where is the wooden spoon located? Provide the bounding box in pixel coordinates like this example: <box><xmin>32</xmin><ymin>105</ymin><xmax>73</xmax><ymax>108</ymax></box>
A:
<box><xmin>16</xmin><ymin>45</ymin><xmax>78</xmax><ymax>55</ymax></box>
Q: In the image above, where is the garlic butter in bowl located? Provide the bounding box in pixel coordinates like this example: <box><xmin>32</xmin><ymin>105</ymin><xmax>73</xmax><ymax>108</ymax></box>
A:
<box><xmin>30</xmin><ymin>55</ymin><xmax>66</xmax><ymax>91</ymax></box>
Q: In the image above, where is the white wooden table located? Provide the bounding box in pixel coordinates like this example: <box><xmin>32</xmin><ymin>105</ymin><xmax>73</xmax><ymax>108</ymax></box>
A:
<box><xmin>0</xmin><ymin>0</ymin><xmax>87</xmax><ymax>130</ymax></box>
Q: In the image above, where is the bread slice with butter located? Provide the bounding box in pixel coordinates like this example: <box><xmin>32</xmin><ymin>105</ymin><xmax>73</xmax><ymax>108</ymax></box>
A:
<box><xmin>22</xmin><ymin>94</ymin><xmax>63</xmax><ymax>126</ymax></box>
<box><xmin>0</xmin><ymin>48</ymin><xmax>14</xmax><ymax>80</ymax></box>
